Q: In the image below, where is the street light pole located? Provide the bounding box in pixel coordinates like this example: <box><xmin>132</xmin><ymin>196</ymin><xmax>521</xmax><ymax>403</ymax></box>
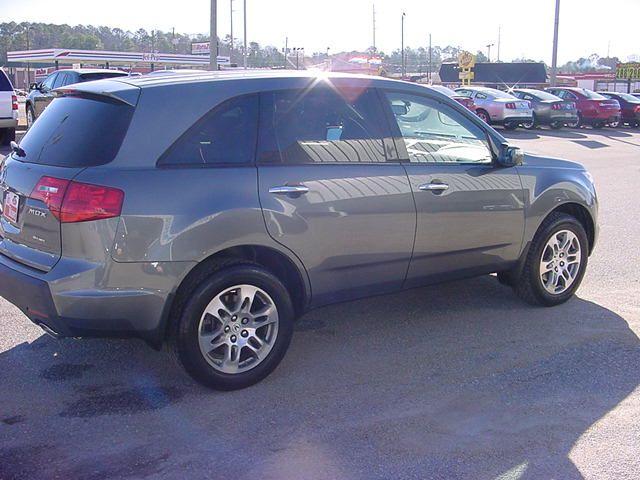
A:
<box><xmin>550</xmin><ymin>0</ymin><xmax>561</xmax><ymax>87</ymax></box>
<box><xmin>210</xmin><ymin>0</ymin><xmax>218</xmax><ymax>71</ymax></box>
<box><xmin>230</xmin><ymin>0</ymin><xmax>234</xmax><ymax>62</ymax></box>
<box><xmin>401</xmin><ymin>12</ymin><xmax>406</xmax><ymax>78</ymax></box>
<box><xmin>486</xmin><ymin>43</ymin><xmax>494</xmax><ymax>63</ymax></box>
<box><xmin>428</xmin><ymin>33</ymin><xmax>432</xmax><ymax>83</ymax></box>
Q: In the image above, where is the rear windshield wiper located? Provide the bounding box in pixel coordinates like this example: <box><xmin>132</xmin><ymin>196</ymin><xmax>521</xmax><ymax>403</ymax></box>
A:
<box><xmin>10</xmin><ymin>141</ymin><xmax>26</xmax><ymax>158</ymax></box>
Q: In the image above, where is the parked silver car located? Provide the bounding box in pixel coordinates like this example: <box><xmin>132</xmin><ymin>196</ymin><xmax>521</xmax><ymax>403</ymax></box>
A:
<box><xmin>25</xmin><ymin>68</ymin><xmax>129</xmax><ymax>129</ymax></box>
<box><xmin>0</xmin><ymin>72</ymin><xmax>598</xmax><ymax>390</ymax></box>
<box><xmin>511</xmin><ymin>88</ymin><xmax>579</xmax><ymax>129</ymax></box>
<box><xmin>455</xmin><ymin>86</ymin><xmax>534</xmax><ymax>130</ymax></box>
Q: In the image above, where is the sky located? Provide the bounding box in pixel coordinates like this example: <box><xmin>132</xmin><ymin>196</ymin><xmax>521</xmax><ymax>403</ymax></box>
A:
<box><xmin>2</xmin><ymin>0</ymin><xmax>640</xmax><ymax>64</ymax></box>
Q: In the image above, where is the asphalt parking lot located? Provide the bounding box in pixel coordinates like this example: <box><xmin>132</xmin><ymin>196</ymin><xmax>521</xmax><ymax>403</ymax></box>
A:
<box><xmin>1</xmin><ymin>126</ymin><xmax>639</xmax><ymax>480</ymax></box>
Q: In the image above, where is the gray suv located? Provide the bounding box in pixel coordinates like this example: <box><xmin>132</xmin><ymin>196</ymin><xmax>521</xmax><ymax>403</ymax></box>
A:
<box><xmin>0</xmin><ymin>72</ymin><xmax>598</xmax><ymax>390</ymax></box>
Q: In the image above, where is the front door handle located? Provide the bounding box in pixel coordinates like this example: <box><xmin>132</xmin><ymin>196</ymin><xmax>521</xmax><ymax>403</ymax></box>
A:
<box><xmin>268</xmin><ymin>185</ymin><xmax>310</xmax><ymax>195</ymax></box>
<box><xmin>418</xmin><ymin>182</ymin><xmax>449</xmax><ymax>192</ymax></box>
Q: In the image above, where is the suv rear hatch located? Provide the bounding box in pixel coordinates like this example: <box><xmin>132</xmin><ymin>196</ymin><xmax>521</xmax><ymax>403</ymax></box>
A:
<box><xmin>0</xmin><ymin>82</ymin><xmax>138</xmax><ymax>271</ymax></box>
<box><xmin>0</xmin><ymin>68</ymin><xmax>14</xmax><ymax>120</ymax></box>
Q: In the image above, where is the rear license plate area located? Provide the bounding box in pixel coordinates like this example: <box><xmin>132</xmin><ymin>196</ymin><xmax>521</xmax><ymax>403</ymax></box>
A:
<box><xmin>2</xmin><ymin>191</ymin><xmax>20</xmax><ymax>224</ymax></box>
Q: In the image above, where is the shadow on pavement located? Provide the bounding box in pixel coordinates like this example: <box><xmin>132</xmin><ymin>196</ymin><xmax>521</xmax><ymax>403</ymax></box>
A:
<box><xmin>0</xmin><ymin>275</ymin><xmax>638</xmax><ymax>479</ymax></box>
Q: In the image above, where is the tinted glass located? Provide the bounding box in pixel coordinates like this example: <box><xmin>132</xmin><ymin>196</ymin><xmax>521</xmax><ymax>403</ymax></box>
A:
<box><xmin>258</xmin><ymin>86</ymin><xmax>388</xmax><ymax>164</ymax></box>
<box><xmin>41</xmin><ymin>73</ymin><xmax>57</xmax><ymax>91</ymax></box>
<box><xmin>482</xmin><ymin>88</ymin><xmax>516</xmax><ymax>99</ymax></box>
<box><xmin>53</xmin><ymin>72</ymin><xmax>67</xmax><ymax>88</ymax></box>
<box><xmin>383</xmin><ymin>91</ymin><xmax>492</xmax><ymax>165</ymax></box>
<box><xmin>18</xmin><ymin>95</ymin><xmax>134</xmax><ymax>167</ymax></box>
<box><xmin>159</xmin><ymin>94</ymin><xmax>258</xmax><ymax>166</ymax></box>
<box><xmin>605</xmin><ymin>92</ymin><xmax>639</xmax><ymax>103</ymax></box>
<box><xmin>526</xmin><ymin>90</ymin><xmax>561</xmax><ymax>101</ymax></box>
<box><xmin>0</xmin><ymin>69</ymin><xmax>12</xmax><ymax>91</ymax></box>
<box><xmin>581</xmin><ymin>89</ymin><xmax>607</xmax><ymax>100</ymax></box>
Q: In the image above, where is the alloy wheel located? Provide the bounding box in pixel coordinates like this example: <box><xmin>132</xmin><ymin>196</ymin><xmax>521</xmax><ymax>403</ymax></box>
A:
<box><xmin>539</xmin><ymin>230</ymin><xmax>582</xmax><ymax>295</ymax></box>
<box><xmin>197</xmin><ymin>284</ymin><xmax>279</xmax><ymax>374</ymax></box>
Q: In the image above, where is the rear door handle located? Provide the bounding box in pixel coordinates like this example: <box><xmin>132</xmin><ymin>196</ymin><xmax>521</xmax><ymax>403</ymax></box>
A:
<box><xmin>418</xmin><ymin>182</ymin><xmax>449</xmax><ymax>192</ymax></box>
<box><xmin>268</xmin><ymin>185</ymin><xmax>310</xmax><ymax>195</ymax></box>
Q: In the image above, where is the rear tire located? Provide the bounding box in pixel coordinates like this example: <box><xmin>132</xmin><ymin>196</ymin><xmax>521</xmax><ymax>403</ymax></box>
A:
<box><xmin>26</xmin><ymin>104</ymin><xmax>35</xmax><ymax>130</ymax></box>
<box><xmin>522</xmin><ymin>114</ymin><xmax>536</xmax><ymax>130</ymax></box>
<box><xmin>476</xmin><ymin>109</ymin><xmax>490</xmax><ymax>124</ymax></box>
<box><xmin>567</xmin><ymin>113</ymin><xmax>582</xmax><ymax>128</ymax></box>
<box><xmin>172</xmin><ymin>262</ymin><xmax>295</xmax><ymax>390</ymax></box>
<box><xmin>513</xmin><ymin>212</ymin><xmax>589</xmax><ymax>307</ymax></box>
<box><xmin>0</xmin><ymin>127</ymin><xmax>15</xmax><ymax>146</ymax></box>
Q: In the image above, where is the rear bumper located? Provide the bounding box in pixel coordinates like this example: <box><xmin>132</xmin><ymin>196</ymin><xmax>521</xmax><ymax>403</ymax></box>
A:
<box><xmin>549</xmin><ymin>114</ymin><xmax>579</xmax><ymax>125</ymax></box>
<box><xmin>0</xmin><ymin>117</ymin><xmax>18</xmax><ymax>129</ymax></box>
<box><xmin>497</xmin><ymin>115</ymin><xmax>533</xmax><ymax>125</ymax></box>
<box><xmin>0</xmin><ymin>252</ymin><xmax>194</xmax><ymax>344</ymax></box>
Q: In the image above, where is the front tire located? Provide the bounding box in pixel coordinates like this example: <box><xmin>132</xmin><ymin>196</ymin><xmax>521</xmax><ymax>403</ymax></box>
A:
<box><xmin>522</xmin><ymin>114</ymin><xmax>536</xmax><ymax>130</ymax></box>
<box><xmin>513</xmin><ymin>212</ymin><xmax>589</xmax><ymax>307</ymax></box>
<box><xmin>567</xmin><ymin>113</ymin><xmax>582</xmax><ymax>128</ymax></box>
<box><xmin>173</xmin><ymin>263</ymin><xmax>295</xmax><ymax>390</ymax></box>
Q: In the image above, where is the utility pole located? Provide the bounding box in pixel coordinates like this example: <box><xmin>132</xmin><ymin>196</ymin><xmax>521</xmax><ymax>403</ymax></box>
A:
<box><xmin>372</xmin><ymin>3</ymin><xmax>376</xmax><ymax>52</ymax></box>
<box><xmin>25</xmin><ymin>24</ymin><xmax>31</xmax><ymax>88</ymax></box>
<box><xmin>243</xmin><ymin>0</ymin><xmax>247</xmax><ymax>69</ymax></box>
<box><xmin>497</xmin><ymin>25</ymin><xmax>501</xmax><ymax>62</ymax></box>
<box><xmin>550</xmin><ymin>0</ymin><xmax>560</xmax><ymax>87</ymax></box>
<box><xmin>428</xmin><ymin>33</ymin><xmax>432</xmax><ymax>83</ymax></box>
<box><xmin>230</xmin><ymin>0</ymin><xmax>234</xmax><ymax>62</ymax></box>
<box><xmin>284</xmin><ymin>36</ymin><xmax>288</xmax><ymax>68</ymax></box>
<box><xmin>210</xmin><ymin>0</ymin><xmax>218</xmax><ymax>71</ymax></box>
<box><xmin>401</xmin><ymin>12</ymin><xmax>406</xmax><ymax>78</ymax></box>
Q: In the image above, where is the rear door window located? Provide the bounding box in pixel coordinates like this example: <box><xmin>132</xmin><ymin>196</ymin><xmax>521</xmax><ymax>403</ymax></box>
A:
<box><xmin>258</xmin><ymin>86</ymin><xmax>389</xmax><ymax>164</ymax></box>
<box><xmin>17</xmin><ymin>94</ymin><xmax>134</xmax><ymax>167</ymax></box>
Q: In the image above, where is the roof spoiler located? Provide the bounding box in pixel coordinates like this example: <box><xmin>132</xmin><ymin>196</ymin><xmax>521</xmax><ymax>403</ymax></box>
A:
<box><xmin>53</xmin><ymin>79</ymin><xmax>140</xmax><ymax>107</ymax></box>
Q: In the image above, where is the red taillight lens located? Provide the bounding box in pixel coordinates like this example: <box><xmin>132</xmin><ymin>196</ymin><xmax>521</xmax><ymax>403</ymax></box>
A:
<box><xmin>11</xmin><ymin>95</ymin><xmax>18</xmax><ymax>110</ymax></box>
<box><xmin>30</xmin><ymin>176</ymin><xmax>70</xmax><ymax>219</ymax></box>
<box><xmin>634</xmin><ymin>105</ymin><xmax>640</xmax><ymax>113</ymax></box>
<box><xmin>552</xmin><ymin>103</ymin><xmax>562</xmax><ymax>110</ymax></box>
<box><xmin>30</xmin><ymin>177</ymin><xmax>124</xmax><ymax>223</ymax></box>
<box><xmin>505</xmin><ymin>102</ymin><xmax>516</xmax><ymax>109</ymax></box>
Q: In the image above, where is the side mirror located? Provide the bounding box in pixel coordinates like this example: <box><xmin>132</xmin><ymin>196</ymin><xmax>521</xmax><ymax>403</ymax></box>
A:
<box><xmin>29</xmin><ymin>82</ymin><xmax>40</xmax><ymax>91</ymax></box>
<box><xmin>500</xmin><ymin>144</ymin><xmax>524</xmax><ymax>167</ymax></box>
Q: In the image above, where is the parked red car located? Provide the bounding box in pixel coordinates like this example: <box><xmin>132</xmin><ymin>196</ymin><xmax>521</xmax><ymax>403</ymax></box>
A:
<box><xmin>546</xmin><ymin>87</ymin><xmax>621</xmax><ymax>128</ymax></box>
<box><xmin>596</xmin><ymin>91</ymin><xmax>640</xmax><ymax>127</ymax></box>
<box><xmin>427</xmin><ymin>85</ymin><xmax>477</xmax><ymax>113</ymax></box>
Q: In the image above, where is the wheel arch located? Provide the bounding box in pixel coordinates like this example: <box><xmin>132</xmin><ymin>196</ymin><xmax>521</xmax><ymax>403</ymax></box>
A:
<box><xmin>547</xmin><ymin>202</ymin><xmax>595</xmax><ymax>254</ymax></box>
<box><xmin>159</xmin><ymin>244</ymin><xmax>311</xmax><ymax>346</ymax></box>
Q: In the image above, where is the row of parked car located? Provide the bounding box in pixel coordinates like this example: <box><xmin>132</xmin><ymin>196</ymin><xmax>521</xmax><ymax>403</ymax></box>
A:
<box><xmin>432</xmin><ymin>84</ymin><xmax>640</xmax><ymax>131</ymax></box>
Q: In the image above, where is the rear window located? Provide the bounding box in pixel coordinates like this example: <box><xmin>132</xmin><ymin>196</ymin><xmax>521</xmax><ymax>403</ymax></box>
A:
<box><xmin>0</xmin><ymin>69</ymin><xmax>13</xmax><ymax>91</ymax></box>
<box><xmin>17</xmin><ymin>95</ymin><xmax>133</xmax><ymax>167</ymax></box>
<box><xmin>581</xmin><ymin>89</ymin><xmax>607</xmax><ymax>100</ymax></box>
<box><xmin>79</xmin><ymin>72</ymin><xmax>128</xmax><ymax>82</ymax></box>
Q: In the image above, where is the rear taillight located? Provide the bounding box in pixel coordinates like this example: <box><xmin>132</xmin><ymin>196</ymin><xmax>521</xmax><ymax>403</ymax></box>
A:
<box><xmin>552</xmin><ymin>103</ymin><xmax>561</xmax><ymax>110</ymax></box>
<box><xmin>634</xmin><ymin>105</ymin><xmax>640</xmax><ymax>113</ymax></box>
<box><xmin>30</xmin><ymin>176</ymin><xmax>69</xmax><ymax>219</ymax></box>
<box><xmin>11</xmin><ymin>95</ymin><xmax>18</xmax><ymax>111</ymax></box>
<box><xmin>505</xmin><ymin>102</ymin><xmax>516</xmax><ymax>109</ymax></box>
<box><xmin>30</xmin><ymin>177</ymin><xmax>124</xmax><ymax>223</ymax></box>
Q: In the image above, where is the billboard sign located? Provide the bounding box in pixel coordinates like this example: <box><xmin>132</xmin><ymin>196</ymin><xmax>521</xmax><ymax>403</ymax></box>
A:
<box><xmin>616</xmin><ymin>63</ymin><xmax>640</xmax><ymax>80</ymax></box>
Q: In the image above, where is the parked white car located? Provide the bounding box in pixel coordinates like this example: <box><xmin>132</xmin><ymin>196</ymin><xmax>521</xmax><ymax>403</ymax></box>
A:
<box><xmin>0</xmin><ymin>68</ymin><xmax>18</xmax><ymax>145</ymax></box>
<box><xmin>455</xmin><ymin>86</ymin><xmax>533</xmax><ymax>130</ymax></box>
